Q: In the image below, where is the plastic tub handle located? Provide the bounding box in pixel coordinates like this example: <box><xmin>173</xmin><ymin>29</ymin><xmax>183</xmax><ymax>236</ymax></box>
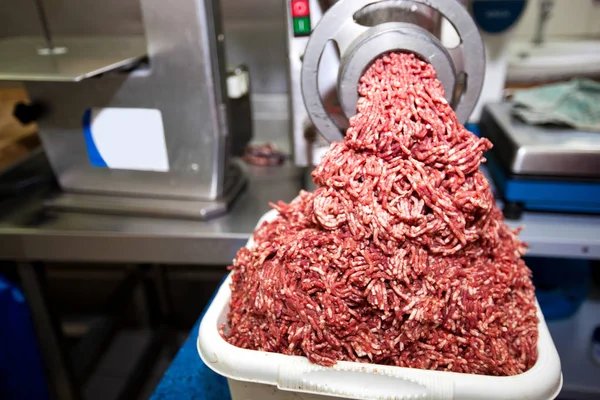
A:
<box><xmin>278</xmin><ymin>360</ymin><xmax>453</xmax><ymax>399</ymax></box>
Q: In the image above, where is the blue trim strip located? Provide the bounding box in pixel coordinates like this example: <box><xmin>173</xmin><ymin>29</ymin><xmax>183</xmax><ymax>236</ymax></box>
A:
<box><xmin>82</xmin><ymin>109</ymin><xmax>108</xmax><ymax>168</ymax></box>
<box><xmin>505</xmin><ymin>179</ymin><xmax>600</xmax><ymax>204</ymax></box>
<box><xmin>524</xmin><ymin>202</ymin><xmax>600</xmax><ymax>214</ymax></box>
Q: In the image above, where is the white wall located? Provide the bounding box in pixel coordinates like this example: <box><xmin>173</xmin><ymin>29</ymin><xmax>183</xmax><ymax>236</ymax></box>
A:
<box><xmin>512</xmin><ymin>0</ymin><xmax>600</xmax><ymax>40</ymax></box>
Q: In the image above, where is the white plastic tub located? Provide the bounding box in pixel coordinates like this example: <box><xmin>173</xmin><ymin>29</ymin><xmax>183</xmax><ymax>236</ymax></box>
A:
<box><xmin>198</xmin><ymin>210</ymin><xmax>563</xmax><ymax>400</ymax></box>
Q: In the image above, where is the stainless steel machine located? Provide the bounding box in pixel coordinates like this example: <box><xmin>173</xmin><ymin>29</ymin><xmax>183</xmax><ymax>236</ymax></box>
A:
<box><xmin>286</xmin><ymin>0</ymin><xmax>486</xmax><ymax>166</ymax></box>
<box><xmin>0</xmin><ymin>0</ymin><xmax>247</xmax><ymax>219</ymax></box>
<box><xmin>481</xmin><ymin>103</ymin><xmax>600</xmax><ymax>218</ymax></box>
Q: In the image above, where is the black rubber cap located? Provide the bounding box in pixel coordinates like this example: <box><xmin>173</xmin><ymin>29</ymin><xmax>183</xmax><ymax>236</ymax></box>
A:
<box><xmin>503</xmin><ymin>202</ymin><xmax>524</xmax><ymax>220</ymax></box>
<box><xmin>13</xmin><ymin>102</ymin><xmax>45</xmax><ymax>125</ymax></box>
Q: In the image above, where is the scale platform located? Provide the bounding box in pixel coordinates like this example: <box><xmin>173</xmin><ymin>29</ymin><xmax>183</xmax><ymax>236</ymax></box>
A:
<box><xmin>481</xmin><ymin>103</ymin><xmax>600</xmax><ymax>218</ymax></box>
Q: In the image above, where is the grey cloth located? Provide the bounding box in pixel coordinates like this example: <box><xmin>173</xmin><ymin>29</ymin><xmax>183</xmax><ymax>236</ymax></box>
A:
<box><xmin>512</xmin><ymin>79</ymin><xmax>600</xmax><ymax>132</ymax></box>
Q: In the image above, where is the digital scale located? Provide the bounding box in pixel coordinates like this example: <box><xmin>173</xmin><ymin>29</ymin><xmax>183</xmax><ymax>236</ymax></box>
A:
<box><xmin>481</xmin><ymin>103</ymin><xmax>600</xmax><ymax>219</ymax></box>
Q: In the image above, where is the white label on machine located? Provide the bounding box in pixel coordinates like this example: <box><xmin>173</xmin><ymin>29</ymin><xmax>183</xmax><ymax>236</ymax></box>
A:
<box><xmin>83</xmin><ymin>108</ymin><xmax>170</xmax><ymax>172</ymax></box>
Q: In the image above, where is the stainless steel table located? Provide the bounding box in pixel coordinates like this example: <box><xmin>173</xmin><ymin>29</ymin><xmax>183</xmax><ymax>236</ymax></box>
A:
<box><xmin>0</xmin><ymin>151</ymin><xmax>304</xmax><ymax>400</ymax></box>
<box><xmin>0</xmin><ymin>162</ymin><xmax>302</xmax><ymax>265</ymax></box>
<box><xmin>3</xmin><ymin>151</ymin><xmax>600</xmax><ymax>264</ymax></box>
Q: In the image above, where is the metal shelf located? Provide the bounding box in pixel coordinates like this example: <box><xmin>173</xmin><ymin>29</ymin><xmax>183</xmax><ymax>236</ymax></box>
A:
<box><xmin>0</xmin><ymin>36</ymin><xmax>146</xmax><ymax>82</ymax></box>
<box><xmin>506</xmin><ymin>212</ymin><xmax>600</xmax><ymax>260</ymax></box>
<box><xmin>548</xmin><ymin>296</ymin><xmax>600</xmax><ymax>400</ymax></box>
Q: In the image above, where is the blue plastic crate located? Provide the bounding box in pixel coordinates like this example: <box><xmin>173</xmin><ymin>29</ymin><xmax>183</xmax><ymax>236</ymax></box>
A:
<box><xmin>0</xmin><ymin>275</ymin><xmax>50</xmax><ymax>400</ymax></box>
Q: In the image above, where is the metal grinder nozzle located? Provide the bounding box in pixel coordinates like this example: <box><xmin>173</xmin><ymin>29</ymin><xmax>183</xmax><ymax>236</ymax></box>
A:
<box><xmin>301</xmin><ymin>0</ymin><xmax>486</xmax><ymax>143</ymax></box>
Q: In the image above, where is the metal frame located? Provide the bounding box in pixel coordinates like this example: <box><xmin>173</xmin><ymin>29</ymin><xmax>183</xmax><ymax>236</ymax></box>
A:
<box><xmin>16</xmin><ymin>262</ymin><xmax>173</xmax><ymax>400</ymax></box>
<box><xmin>18</xmin><ymin>262</ymin><xmax>81</xmax><ymax>400</ymax></box>
<box><xmin>70</xmin><ymin>269</ymin><xmax>141</xmax><ymax>382</ymax></box>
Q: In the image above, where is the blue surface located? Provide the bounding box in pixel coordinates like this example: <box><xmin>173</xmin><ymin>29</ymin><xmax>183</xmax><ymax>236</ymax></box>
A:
<box><xmin>150</xmin><ymin>293</ymin><xmax>230</xmax><ymax>400</ymax></box>
<box><xmin>465</xmin><ymin>123</ymin><xmax>480</xmax><ymax>137</ymax></box>
<box><xmin>486</xmin><ymin>152</ymin><xmax>600</xmax><ymax>214</ymax></box>
<box><xmin>0</xmin><ymin>275</ymin><xmax>50</xmax><ymax>400</ymax></box>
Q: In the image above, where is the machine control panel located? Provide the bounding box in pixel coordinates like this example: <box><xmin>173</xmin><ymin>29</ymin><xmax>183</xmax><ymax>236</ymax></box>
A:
<box><xmin>291</xmin><ymin>0</ymin><xmax>311</xmax><ymax>36</ymax></box>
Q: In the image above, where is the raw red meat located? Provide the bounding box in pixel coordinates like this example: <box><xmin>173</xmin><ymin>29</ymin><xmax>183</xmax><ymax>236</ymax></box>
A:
<box><xmin>223</xmin><ymin>53</ymin><xmax>538</xmax><ymax>376</ymax></box>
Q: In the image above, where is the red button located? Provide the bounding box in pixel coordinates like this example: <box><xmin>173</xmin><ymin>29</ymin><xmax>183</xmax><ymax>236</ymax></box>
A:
<box><xmin>291</xmin><ymin>0</ymin><xmax>310</xmax><ymax>17</ymax></box>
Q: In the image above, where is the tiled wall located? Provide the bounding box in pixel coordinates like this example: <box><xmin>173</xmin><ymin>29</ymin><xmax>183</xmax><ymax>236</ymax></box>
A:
<box><xmin>511</xmin><ymin>0</ymin><xmax>600</xmax><ymax>40</ymax></box>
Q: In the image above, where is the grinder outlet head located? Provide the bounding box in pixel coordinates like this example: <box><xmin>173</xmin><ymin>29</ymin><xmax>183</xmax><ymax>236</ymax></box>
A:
<box><xmin>301</xmin><ymin>0</ymin><xmax>485</xmax><ymax>143</ymax></box>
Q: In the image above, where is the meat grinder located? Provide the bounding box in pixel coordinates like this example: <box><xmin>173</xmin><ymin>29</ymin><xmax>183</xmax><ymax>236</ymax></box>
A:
<box><xmin>0</xmin><ymin>0</ymin><xmax>248</xmax><ymax>219</ymax></box>
<box><xmin>286</xmin><ymin>0</ymin><xmax>486</xmax><ymax>167</ymax></box>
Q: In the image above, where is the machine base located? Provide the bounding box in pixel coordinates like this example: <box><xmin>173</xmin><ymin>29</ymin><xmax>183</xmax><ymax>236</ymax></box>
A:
<box><xmin>486</xmin><ymin>152</ymin><xmax>600</xmax><ymax>219</ymax></box>
<box><xmin>44</xmin><ymin>164</ymin><xmax>247</xmax><ymax>220</ymax></box>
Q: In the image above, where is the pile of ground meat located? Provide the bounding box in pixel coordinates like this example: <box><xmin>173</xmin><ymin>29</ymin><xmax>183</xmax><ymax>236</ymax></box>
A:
<box><xmin>223</xmin><ymin>52</ymin><xmax>538</xmax><ymax>376</ymax></box>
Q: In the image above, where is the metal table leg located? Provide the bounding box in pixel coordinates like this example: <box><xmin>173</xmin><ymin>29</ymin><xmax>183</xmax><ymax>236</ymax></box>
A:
<box><xmin>18</xmin><ymin>262</ymin><xmax>81</xmax><ymax>400</ymax></box>
<box><xmin>71</xmin><ymin>269</ymin><xmax>141</xmax><ymax>383</ymax></box>
<box><xmin>152</xmin><ymin>264</ymin><xmax>179</xmax><ymax>358</ymax></box>
<box><xmin>114</xmin><ymin>265</ymin><xmax>171</xmax><ymax>400</ymax></box>
<box><xmin>152</xmin><ymin>264</ymin><xmax>173</xmax><ymax>324</ymax></box>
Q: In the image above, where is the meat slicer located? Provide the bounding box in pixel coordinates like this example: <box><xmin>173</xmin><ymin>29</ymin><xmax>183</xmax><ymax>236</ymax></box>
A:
<box><xmin>0</xmin><ymin>0</ymin><xmax>248</xmax><ymax>219</ymax></box>
<box><xmin>286</xmin><ymin>0</ymin><xmax>487</xmax><ymax>167</ymax></box>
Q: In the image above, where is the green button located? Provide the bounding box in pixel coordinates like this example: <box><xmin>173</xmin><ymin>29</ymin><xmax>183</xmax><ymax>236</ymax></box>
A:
<box><xmin>293</xmin><ymin>16</ymin><xmax>311</xmax><ymax>36</ymax></box>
